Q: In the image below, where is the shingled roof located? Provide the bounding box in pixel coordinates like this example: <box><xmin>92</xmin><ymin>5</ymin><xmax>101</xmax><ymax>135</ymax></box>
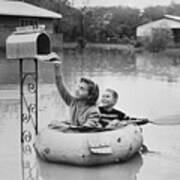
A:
<box><xmin>0</xmin><ymin>1</ymin><xmax>62</xmax><ymax>19</ymax></box>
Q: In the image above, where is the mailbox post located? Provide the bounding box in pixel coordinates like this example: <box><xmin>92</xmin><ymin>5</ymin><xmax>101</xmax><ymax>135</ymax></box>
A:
<box><xmin>6</xmin><ymin>25</ymin><xmax>52</xmax><ymax>137</ymax></box>
<box><xmin>6</xmin><ymin>26</ymin><xmax>60</xmax><ymax>180</ymax></box>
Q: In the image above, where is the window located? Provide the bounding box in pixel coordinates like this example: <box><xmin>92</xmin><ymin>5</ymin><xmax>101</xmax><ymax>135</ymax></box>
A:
<box><xmin>19</xmin><ymin>18</ymin><xmax>39</xmax><ymax>27</ymax></box>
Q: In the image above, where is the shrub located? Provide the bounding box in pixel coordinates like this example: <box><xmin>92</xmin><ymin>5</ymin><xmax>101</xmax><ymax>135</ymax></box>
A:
<box><xmin>134</xmin><ymin>39</ymin><xmax>143</xmax><ymax>47</ymax></box>
<box><xmin>118</xmin><ymin>36</ymin><xmax>131</xmax><ymax>44</ymax></box>
<box><xmin>143</xmin><ymin>28</ymin><xmax>174</xmax><ymax>52</ymax></box>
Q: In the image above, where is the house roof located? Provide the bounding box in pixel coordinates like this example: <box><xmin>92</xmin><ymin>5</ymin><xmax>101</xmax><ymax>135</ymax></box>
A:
<box><xmin>137</xmin><ymin>14</ymin><xmax>180</xmax><ymax>29</ymax></box>
<box><xmin>164</xmin><ymin>14</ymin><xmax>180</xmax><ymax>22</ymax></box>
<box><xmin>138</xmin><ymin>14</ymin><xmax>180</xmax><ymax>27</ymax></box>
<box><xmin>136</xmin><ymin>15</ymin><xmax>180</xmax><ymax>37</ymax></box>
<box><xmin>0</xmin><ymin>1</ymin><xmax>62</xmax><ymax>19</ymax></box>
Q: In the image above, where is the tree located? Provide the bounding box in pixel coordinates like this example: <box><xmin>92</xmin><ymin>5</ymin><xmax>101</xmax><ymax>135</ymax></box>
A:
<box><xmin>81</xmin><ymin>6</ymin><xmax>141</xmax><ymax>43</ymax></box>
<box><xmin>166</xmin><ymin>2</ymin><xmax>180</xmax><ymax>16</ymax></box>
<box><xmin>16</xmin><ymin>0</ymin><xmax>82</xmax><ymax>41</ymax></box>
<box><xmin>14</xmin><ymin>0</ymin><xmax>180</xmax><ymax>44</ymax></box>
<box><xmin>142</xmin><ymin>6</ymin><xmax>166</xmax><ymax>21</ymax></box>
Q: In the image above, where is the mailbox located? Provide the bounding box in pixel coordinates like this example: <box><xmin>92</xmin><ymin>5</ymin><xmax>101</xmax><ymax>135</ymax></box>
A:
<box><xmin>6</xmin><ymin>26</ymin><xmax>51</xmax><ymax>60</ymax></box>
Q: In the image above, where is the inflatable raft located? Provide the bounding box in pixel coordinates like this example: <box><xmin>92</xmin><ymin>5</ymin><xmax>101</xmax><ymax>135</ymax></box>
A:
<box><xmin>35</xmin><ymin>124</ymin><xmax>143</xmax><ymax>166</ymax></box>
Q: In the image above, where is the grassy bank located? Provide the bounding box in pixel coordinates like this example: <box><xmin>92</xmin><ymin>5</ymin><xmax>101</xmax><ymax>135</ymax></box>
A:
<box><xmin>63</xmin><ymin>43</ymin><xmax>180</xmax><ymax>61</ymax></box>
<box><xmin>63</xmin><ymin>42</ymin><xmax>135</xmax><ymax>54</ymax></box>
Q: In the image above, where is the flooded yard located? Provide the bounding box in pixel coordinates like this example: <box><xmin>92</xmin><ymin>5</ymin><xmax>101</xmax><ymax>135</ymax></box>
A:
<box><xmin>0</xmin><ymin>49</ymin><xmax>180</xmax><ymax>180</ymax></box>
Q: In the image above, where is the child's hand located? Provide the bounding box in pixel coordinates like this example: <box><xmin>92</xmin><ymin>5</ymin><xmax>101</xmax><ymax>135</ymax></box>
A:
<box><xmin>35</xmin><ymin>52</ymin><xmax>62</xmax><ymax>64</ymax></box>
<box><xmin>119</xmin><ymin>120</ymin><xmax>128</xmax><ymax>125</ymax></box>
<box><xmin>47</xmin><ymin>52</ymin><xmax>62</xmax><ymax>63</ymax></box>
<box><xmin>106</xmin><ymin>119</ymin><xmax>121</xmax><ymax>128</ymax></box>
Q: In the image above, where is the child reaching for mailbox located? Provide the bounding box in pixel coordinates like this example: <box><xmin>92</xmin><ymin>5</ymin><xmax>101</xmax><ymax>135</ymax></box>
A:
<box><xmin>49</xmin><ymin>55</ymin><xmax>101</xmax><ymax>130</ymax></box>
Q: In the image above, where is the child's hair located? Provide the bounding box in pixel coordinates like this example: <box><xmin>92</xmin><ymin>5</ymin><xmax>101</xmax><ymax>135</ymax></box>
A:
<box><xmin>106</xmin><ymin>88</ymin><xmax>119</xmax><ymax>101</ymax></box>
<box><xmin>80</xmin><ymin>77</ymin><xmax>99</xmax><ymax>106</ymax></box>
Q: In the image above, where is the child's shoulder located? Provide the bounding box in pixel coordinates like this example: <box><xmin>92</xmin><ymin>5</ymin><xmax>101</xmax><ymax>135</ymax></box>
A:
<box><xmin>112</xmin><ymin>108</ymin><xmax>125</xmax><ymax>115</ymax></box>
<box><xmin>87</xmin><ymin>105</ymin><xmax>100</xmax><ymax>113</ymax></box>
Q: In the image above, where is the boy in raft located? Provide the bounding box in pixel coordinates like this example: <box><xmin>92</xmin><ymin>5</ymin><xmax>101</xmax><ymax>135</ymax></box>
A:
<box><xmin>99</xmin><ymin>88</ymin><xmax>149</xmax><ymax>153</ymax></box>
<box><xmin>49</xmin><ymin>60</ymin><xmax>101</xmax><ymax>130</ymax></box>
<box><xmin>99</xmin><ymin>88</ymin><xmax>148</xmax><ymax>128</ymax></box>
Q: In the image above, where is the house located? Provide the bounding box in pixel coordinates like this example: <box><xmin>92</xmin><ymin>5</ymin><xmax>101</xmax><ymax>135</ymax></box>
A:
<box><xmin>0</xmin><ymin>1</ymin><xmax>62</xmax><ymax>48</ymax></box>
<box><xmin>136</xmin><ymin>14</ymin><xmax>180</xmax><ymax>43</ymax></box>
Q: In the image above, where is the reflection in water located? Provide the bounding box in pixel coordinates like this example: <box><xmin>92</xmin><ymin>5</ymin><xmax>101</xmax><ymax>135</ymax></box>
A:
<box><xmin>62</xmin><ymin>49</ymin><xmax>180</xmax><ymax>83</ymax></box>
<box><xmin>37</xmin><ymin>153</ymin><xmax>143</xmax><ymax>180</ymax></box>
<box><xmin>62</xmin><ymin>49</ymin><xmax>137</xmax><ymax>76</ymax></box>
<box><xmin>21</xmin><ymin>149</ymin><xmax>142</xmax><ymax>180</ymax></box>
<box><xmin>22</xmin><ymin>148</ymin><xmax>39</xmax><ymax>180</ymax></box>
<box><xmin>136</xmin><ymin>52</ymin><xmax>180</xmax><ymax>83</ymax></box>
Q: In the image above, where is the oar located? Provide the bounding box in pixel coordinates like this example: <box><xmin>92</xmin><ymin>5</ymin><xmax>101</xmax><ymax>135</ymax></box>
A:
<box><xmin>127</xmin><ymin>114</ymin><xmax>180</xmax><ymax>126</ymax></box>
<box><xmin>66</xmin><ymin>115</ymin><xmax>180</xmax><ymax>132</ymax></box>
<box><xmin>147</xmin><ymin>114</ymin><xmax>180</xmax><ymax>125</ymax></box>
<box><xmin>92</xmin><ymin>113</ymin><xmax>180</xmax><ymax>126</ymax></box>
<box><xmin>50</xmin><ymin>114</ymin><xmax>180</xmax><ymax>133</ymax></box>
<box><xmin>69</xmin><ymin>125</ymin><xmax>112</xmax><ymax>132</ymax></box>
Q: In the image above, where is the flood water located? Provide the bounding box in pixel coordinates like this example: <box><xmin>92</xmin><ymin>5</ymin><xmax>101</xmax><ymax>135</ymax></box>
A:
<box><xmin>0</xmin><ymin>49</ymin><xmax>180</xmax><ymax>180</ymax></box>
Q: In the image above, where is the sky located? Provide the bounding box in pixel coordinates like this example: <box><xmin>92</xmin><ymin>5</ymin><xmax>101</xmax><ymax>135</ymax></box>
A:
<box><xmin>0</xmin><ymin>0</ymin><xmax>179</xmax><ymax>9</ymax></box>
<box><xmin>72</xmin><ymin>0</ymin><xmax>180</xmax><ymax>9</ymax></box>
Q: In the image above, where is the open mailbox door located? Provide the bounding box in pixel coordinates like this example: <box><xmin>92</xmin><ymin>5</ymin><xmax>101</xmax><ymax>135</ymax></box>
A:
<box><xmin>6</xmin><ymin>26</ymin><xmax>60</xmax><ymax>62</ymax></box>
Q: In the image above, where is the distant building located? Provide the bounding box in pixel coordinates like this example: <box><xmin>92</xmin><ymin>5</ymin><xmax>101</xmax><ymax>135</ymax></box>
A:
<box><xmin>136</xmin><ymin>14</ymin><xmax>180</xmax><ymax>43</ymax></box>
<box><xmin>0</xmin><ymin>1</ymin><xmax>62</xmax><ymax>48</ymax></box>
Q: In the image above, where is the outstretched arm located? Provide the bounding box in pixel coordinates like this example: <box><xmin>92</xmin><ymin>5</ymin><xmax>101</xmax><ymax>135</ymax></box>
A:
<box><xmin>54</xmin><ymin>64</ymin><xmax>74</xmax><ymax>106</ymax></box>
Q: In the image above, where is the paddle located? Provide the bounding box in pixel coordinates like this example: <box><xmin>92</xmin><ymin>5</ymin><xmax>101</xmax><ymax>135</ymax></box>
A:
<box><xmin>98</xmin><ymin>113</ymin><xmax>180</xmax><ymax>126</ymax></box>
<box><xmin>126</xmin><ymin>114</ymin><xmax>180</xmax><ymax>126</ymax></box>
<box><xmin>69</xmin><ymin>125</ymin><xmax>112</xmax><ymax>132</ymax></box>
<box><xmin>51</xmin><ymin>114</ymin><xmax>180</xmax><ymax>133</ymax></box>
<box><xmin>147</xmin><ymin>114</ymin><xmax>180</xmax><ymax>125</ymax></box>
